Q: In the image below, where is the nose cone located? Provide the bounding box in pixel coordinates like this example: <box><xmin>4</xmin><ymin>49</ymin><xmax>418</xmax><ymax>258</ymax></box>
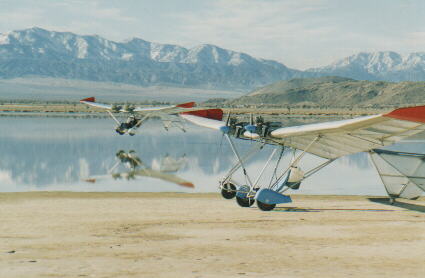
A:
<box><xmin>244</xmin><ymin>124</ymin><xmax>256</xmax><ymax>132</ymax></box>
<box><xmin>219</xmin><ymin>126</ymin><xmax>230</xmax><ymax>134</ymax></box>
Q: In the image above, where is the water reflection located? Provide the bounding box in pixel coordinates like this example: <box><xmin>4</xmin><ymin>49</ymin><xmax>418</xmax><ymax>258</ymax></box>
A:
<box><xmin>0</xmin><ymin>116</ymin><xmax>423</xmax><ymax>195</ymax></box>
<box><xmin>85</xmin><ymin>150</ymin><xmax>193</xmax><ymax>188</ymax></box>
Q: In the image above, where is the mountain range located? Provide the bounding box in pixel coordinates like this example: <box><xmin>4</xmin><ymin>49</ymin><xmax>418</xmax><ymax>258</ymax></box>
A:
<box><xmin>1</xmin><ymin>27</ymin><xmax>425</xmax><ymax>92</ymax></box>
<box><xmin>0</xmin><ymin>27</ymin><xmax>301</xmax><ymax>91</ymax></box>
<box><xmin>309</xmin><ymin>52</ymin><xmax>425</xmax><ymax>82</ymax></box>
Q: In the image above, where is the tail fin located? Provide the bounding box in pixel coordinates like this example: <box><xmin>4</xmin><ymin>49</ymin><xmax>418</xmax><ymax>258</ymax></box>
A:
<box><xmin>80</xmin><ymin>97</ymin><xmax>95</xmax><ymax>103</ymax></box>
<box><xmin>176</xmin><ymin>102</ymin><xmax>196</xmax><ymax>108</ymax></box>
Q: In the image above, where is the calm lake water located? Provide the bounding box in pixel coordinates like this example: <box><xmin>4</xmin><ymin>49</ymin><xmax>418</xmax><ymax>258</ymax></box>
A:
<box><xmin>0</xmin><ymin>115</ymin><xmax>424</xmax><ymax>195</ymax></box>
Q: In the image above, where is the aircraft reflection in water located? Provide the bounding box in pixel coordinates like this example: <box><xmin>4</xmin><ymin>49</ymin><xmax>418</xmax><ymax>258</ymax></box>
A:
<box><xmin>85</xmin><ymin>150</ymin><xmax>193</xmax><ymax>188</ymax></box>
<box><xmin>2</xmin><ymin>115</ymin><xmax>423</xmax><ymax>197</ymax></box>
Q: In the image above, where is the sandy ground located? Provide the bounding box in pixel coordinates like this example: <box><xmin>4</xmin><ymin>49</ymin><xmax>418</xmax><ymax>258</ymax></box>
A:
<box><xmin>0</xmin><ymin>192</ymin><xmax>424</xmax><ymax>278</ymax></box>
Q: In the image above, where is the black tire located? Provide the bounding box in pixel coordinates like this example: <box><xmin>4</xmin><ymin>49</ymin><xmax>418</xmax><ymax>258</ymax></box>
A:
<box><xmin>257</xmin><ymin>200</ymin><xmax>276</xmax><ymax>211</ymax></box>
<box><xmin>221</xmin><ymin>183</ymin><xmax>237</xmax><ymax>199</ymax></box>
<box><xmin>236</xmin><ymin>196</ymin><xmax>255</xmax><ymax>207</ymax></box>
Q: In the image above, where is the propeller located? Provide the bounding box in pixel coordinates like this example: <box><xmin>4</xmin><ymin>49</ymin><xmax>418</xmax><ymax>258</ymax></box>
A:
<box><xmin>116</xmin><ymin>150</ymin><xmax>126</xmax><ymax>161</ymax></box>
<box><xmin>244</xmin><ymin>113</ymin><xmax>257</xmax><ymax>133</ymax></box>
<box><xmin>111</xmin><ymin>104</ymin><xmax>122</xmax><ymax>113</ymax></box>
<box><xmin>115</xmin><ymin>150</ymin><xmax>142</xmax><ymax>169</ymax></box>
<box><xmin>124</xmin><ymin>104</ymin><xmax>135</xmax><ymax>113</ymax></box>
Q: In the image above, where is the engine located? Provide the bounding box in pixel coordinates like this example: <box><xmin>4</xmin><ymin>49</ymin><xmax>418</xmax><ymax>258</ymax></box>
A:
<box><xmin>115</xmin><ymin>116</ymin><xmax>141</xmax><ymax>135</ymax></box>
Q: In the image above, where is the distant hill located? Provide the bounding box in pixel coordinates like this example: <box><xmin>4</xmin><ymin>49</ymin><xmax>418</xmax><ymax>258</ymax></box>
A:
<box><xmin>0</xmin><ymin>77</ymin><xmax>243</xmax><ymax>103</ymax></box>
<box><xmin>227</xmin><ymin>76</ymin><xmax>425</xmax><ymax>107</ymax></box>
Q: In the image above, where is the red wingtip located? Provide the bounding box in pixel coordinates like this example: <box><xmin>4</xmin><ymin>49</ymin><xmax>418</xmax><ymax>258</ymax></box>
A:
<box><xmin>84</xmin><ymin>178</ymin><xmax>97</xmax><ymax>183</ymax></box>
<box><xmin>181</xmin><ymin>109</ymin><xmax>223</xmax><ymax>121</ymax></box>
<box><xmin>176</xmin><ymin>102</ymin><xmax>196</xmax><ymax>108</ymax></box>
<box><xmin>80</xmin><ymin>97</ymin><xmax>95</xmax><ymax>103</ymax></box>
<box><xmin>179</xmin><ymin>182</ymin><xmax>195</xmax><ymax>188</ymax></box>
<box><xmin>384</xmin><ymin>105</ymin><xmax>425</xmax><ymax>123</ymax></box>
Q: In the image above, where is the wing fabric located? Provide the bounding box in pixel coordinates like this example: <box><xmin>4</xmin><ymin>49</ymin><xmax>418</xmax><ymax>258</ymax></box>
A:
<box><xmin>179</xmin><ymin>109</ymin><xmax>226</xmax><ymax>130</ymax></box>
<box><xmin>80</xmin><ymin>97</ymin><xmax>112</xmax><ymax>110</ymax></box>
<box><xmin>370</xmin><ymin>149</ymin><xmax>425</xmax><ymax>199</ymax></box>
<box><xmin>80</xmin><ymin>97</ymin><xmax>200</xmax><ymax>114</ymax></box>
<box><xmin>270</xmin><ymin>106</ymin><xmax>425</xmax><ymax>159</ymax></box>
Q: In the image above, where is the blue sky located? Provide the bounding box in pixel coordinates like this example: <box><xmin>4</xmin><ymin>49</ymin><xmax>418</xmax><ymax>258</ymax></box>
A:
<box><xmin>0</xmin><ymin>0</ymin><xmax>424</xmax><ymax>69</ymax></box>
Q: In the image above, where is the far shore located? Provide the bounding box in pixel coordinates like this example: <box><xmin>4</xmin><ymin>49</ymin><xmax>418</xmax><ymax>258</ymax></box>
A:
<box><xmin>0</xmin><ymin>102</ymin><xmax>394</xmax><ymax>117</ymax></box>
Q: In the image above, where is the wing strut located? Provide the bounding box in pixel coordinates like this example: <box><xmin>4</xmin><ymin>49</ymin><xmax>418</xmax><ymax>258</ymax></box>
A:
<box><xmin>107</xmin><ymin>110</ymin><xmax>121</xmax><ymax>125</ymax></box>
<box><xmin>268</xmin><ymin>136</ymin><xmax>321</xmax><ymax>190</ymax></box>
<box><xmin>225</xmin><ymin>134</ymin><xmax>255</xmax><ymax>188</ymax></box>
<box><xmin>252</xmin><ymin>148</ymin><xmax>278</xmax><ymax>189</ymax></box>
<box><xmin>220</xmin><ymin>142</ymin><xmax>265</xmax><ymax>187</ymax></box>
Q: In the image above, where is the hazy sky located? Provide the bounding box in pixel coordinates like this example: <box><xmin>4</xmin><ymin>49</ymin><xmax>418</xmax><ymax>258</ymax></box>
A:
<box><xmin>0</xmin><ymin>0</ymin><xmax>424</xmax><ymax>69</ymax></box>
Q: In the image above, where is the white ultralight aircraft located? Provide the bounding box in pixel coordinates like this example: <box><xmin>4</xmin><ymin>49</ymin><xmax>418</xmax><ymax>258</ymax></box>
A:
<box><xmin>81</xmin><ymin>97</ymin><xmax>425</xmax><ymax>210</ymax></box>
<box><xmin>80</xmin><ymin>97</ymin><xmax>209</xmax><ymax>136</ymax></box>
<box><xmin>180</xmin><ymin>105</ymin><xmax>425</xmax><ymax>210</ymax></box>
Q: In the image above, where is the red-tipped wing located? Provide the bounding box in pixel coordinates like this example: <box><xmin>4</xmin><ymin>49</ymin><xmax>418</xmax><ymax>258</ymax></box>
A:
<box><xmin>270</xmin><ymin>105</ymin><xmax>425</xmax><ymax>159</ymax></box>
<box><xmin>79</xmin><ymin>97</ymin><xmax>201</xmax><ymax>114</ymax></box>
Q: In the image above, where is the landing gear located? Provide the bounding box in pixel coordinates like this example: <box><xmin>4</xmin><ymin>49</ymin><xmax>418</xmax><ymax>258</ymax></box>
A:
<box><xmin>115</xmin><ymin>128</ymin><xmax>125</xmax><ymax>135</ymax></box>
<box><xmin>389</xmin><ymin>198</ymin><xmax>396</xmax><ymax>205</ymax></box>
<box><xmin>256</xmin><ymin>200</ymin><xmax>276</xmax><ymax>211</ymax></box>
<box><xmin>236</xmin><ymin>196</ymin><xmax>255</xmax><ymax>207</ymax></box>
<box><xmin>221</xmin><ymin>183</ymin><xmax>237</xmax><ymax>199</ymax></box>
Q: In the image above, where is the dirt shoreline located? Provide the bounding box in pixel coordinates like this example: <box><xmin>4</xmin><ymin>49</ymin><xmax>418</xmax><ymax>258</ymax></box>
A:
<box><xmin>1</xmin><ymin>192</ymin><xmax>424</xmax><ymax>278</ymax></box>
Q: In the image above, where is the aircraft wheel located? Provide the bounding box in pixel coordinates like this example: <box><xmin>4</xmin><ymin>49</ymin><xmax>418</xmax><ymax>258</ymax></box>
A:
<box><xmin>389</xmin><ymin>198</ymin><xmax>396</xmax><ymax>205</ymax></box>
<box><xmin>221</xmin><ymin>183</ymin><xmax>237</xmax><ymax>199</ymax></box>
<box><xmin>257</xmin><ymin>200</ymin><xmax>276</xmax><ymax>211</ymax></box>
<box><xmin>236</xmin><ymin>196</ymin><xmax>255</xmax><ymax>207</ymax></box>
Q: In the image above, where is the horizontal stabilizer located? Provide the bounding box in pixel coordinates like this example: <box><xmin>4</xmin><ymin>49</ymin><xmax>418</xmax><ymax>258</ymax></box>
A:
<box><xmin>255</xmin><ymin>188</ymin><xmax>292</xmax><ymax>205</ymax></box>
<box><xmin>370</xmin><ymin>149</ymin><xmax>425</xmax><ymax>199</ymax></box>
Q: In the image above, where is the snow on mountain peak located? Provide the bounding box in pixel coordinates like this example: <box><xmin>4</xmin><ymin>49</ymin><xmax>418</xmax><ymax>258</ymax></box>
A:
<box><xmin>75</xmin><ymin>37</ymin><xmax>88</xmax><ymax>59</ymax></box>
<box><xmin>0</xmin><ymin>33</ymin><xmax>9</xmax><ymax>45</ymax></box>
<box><xmin>0</xmin><ymin>28</ymin><xmax>271</xmax><ymax>67</ymax></box>
<box><xmin>309</xmin><ymin>50</ymin><xmax>425</xmax><ymax>81</ymax></box>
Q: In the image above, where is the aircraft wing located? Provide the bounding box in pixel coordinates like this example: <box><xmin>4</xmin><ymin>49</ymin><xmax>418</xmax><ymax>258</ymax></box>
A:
<box><xmin>182</xmin><ymin>106</ymin><xmax>425</xmax><ymax>159</ymax></box>
<box><xmin>80</xmin><ymin>97</ymin><xmax>200</xmax><ymax>114</ymax></box>
<box><xmin>270</xmin><ymin>106</ymin><xmax>425</xmax><ymax>159</ymax></box>
<box><xmin>83</xmin><ymin>171</ymin><xmax>194</xmax><ymax>188</ymax></box>
<box><xmin>179</xmin><ymin>109</ymin><xmax>226</xmax><ymax>130</ymax></box>
<box><xmin>134</xmin><ymin>169</ymin><xmax>194</xmax><ymax>188</ymax></box>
